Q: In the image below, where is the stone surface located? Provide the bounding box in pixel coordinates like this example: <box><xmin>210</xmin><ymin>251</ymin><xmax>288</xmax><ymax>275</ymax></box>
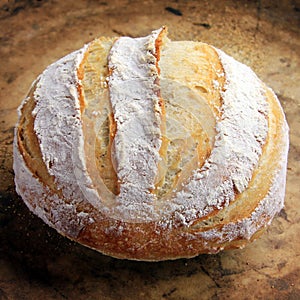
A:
<box><xmin>0</xmin><ymin>0</ymin><xmax>299</xmax><ymax>299</ymax></box>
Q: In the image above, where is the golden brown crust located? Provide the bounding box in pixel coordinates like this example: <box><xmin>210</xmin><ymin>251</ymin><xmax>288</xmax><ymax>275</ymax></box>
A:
<box><xmin>13</xmin><ymin>29</ymin><xmax>289</xmax><ymax>261</ymax></box>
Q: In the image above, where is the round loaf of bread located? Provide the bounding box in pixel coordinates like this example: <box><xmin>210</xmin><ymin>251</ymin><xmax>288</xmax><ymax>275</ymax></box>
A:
<box><xmin>13</xmin><ymin>27</ymin><xmax>289</xmax><ymax>261</ymax></box>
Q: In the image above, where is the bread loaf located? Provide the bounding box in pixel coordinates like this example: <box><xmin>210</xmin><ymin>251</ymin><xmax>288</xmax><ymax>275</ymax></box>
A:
<box><xmin>13</xmin><ymin>27</ymin><xmax>289</xmax><ymax>260</ymax></box>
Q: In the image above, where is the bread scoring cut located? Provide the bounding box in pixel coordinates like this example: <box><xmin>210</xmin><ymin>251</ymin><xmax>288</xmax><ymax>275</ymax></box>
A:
<box><xmin>13</xmin><ymin>27</ymin><xmax>289</xmax><ymax>260</ymax></box>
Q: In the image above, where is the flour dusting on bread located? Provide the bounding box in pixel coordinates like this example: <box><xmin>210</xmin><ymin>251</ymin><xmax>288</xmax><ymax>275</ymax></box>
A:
<box><xmin>13</xmin><ymin>27</ymin><xmax>289</xmax><ymax>260</ymax></box>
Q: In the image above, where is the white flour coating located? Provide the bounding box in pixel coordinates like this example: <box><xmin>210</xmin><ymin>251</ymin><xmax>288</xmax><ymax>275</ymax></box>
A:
<box><xmin>108</xmin><ymin>28</ymin><xmax>163</xmax><ymax>218</ymax></box>
<box><xmin>13</xmin><ymin>110</ymin><xmax>94</xmax><ymax>239</ymax></box>
<box><xmin>161</xmin><ymin>47</ymin><xmax>269</xmax><ymax>224</ymax></box>
<box><xmin>31</xmin><ymin>47</ymin><xmax>110</xmax><ymax>215</ymax></box>
<box><xmin>17</xmin><ymin>31</ymin><xmax>269</xmax><ymax>225</ymax></box>
<box><xmin>32</xmin><ymin>48</ymin><xmax>88</xmax><ymax>194</ymax></box>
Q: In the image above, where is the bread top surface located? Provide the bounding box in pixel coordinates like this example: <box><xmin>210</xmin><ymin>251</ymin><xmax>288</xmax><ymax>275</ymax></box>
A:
<box><xmin>13</xmin><ymin>27</ymin><xmax>289</xmax><ymax>260</ymax></box>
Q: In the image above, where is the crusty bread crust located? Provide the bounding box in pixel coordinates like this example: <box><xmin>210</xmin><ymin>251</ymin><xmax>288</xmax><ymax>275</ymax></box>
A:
<box><xmin>13</xmin><ymin>27</ymin><xmax>289</xmax><ymax>260</ymax></box>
